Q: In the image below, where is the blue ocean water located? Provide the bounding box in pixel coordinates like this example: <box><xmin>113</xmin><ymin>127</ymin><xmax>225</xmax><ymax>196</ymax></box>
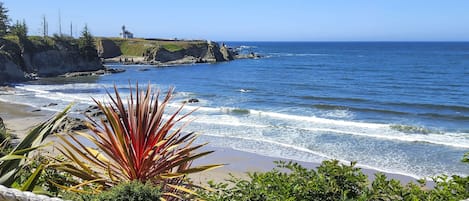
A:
<box><xmin>2</xmin><ymin>42</ymin><xmax>469</xmax><ymax>178</ymax></box>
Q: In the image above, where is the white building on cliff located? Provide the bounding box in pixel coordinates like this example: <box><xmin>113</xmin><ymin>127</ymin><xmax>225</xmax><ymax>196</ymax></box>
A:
<box><xmin>120</xmin><ymin>25</ymin><xmax>134</xmax><ymax>39</ymax></box>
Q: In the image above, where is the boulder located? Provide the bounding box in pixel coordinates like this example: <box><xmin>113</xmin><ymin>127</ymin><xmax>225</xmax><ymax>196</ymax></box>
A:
<box><xmin>43</xmin><ymin>103</ymin><xmax>58</xmax><ymax>107</ymax></box>
<box><xmin>187</xmin><ymin>98</ymin><xmax>199</xmax><ymax>103</ymax></box>
<box><xmin>83</xmin><ymin>105</ymin><xmax>104</xmax><ymax>117</ymax></box>
<box><xmin>56</xmin><ymin>117</ymin><xmax>88</xmax><ymax>133</ymax></box>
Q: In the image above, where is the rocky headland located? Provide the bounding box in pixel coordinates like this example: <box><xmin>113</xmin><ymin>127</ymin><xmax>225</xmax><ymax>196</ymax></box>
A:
<box><xmin>0</xmin><ymin>36</ymin><xmax>105</xmax><ymax>84</ymax></box>
<box><xmin>1</xmin><ymin>36</ymin><xmax>259</xmax><ymax>84</ymax></box>
<box><xmin>97</xmin><ymin>38</ymin><xmax>257</xmax><ymax>66</ymax></box>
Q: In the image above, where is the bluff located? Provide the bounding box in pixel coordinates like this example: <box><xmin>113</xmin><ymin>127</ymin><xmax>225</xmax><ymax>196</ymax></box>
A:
<box><xmin>96</xmin><ymin>38</ymin><xmax>235</xmax><ymax>65</ymax></box>
<box><xmin>0</xmin><ymin>36</ymin><xmax>103</xmax><ymax>83</ymax></box>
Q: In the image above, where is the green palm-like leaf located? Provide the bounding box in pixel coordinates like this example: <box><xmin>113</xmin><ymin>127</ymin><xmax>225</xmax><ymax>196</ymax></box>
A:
<box><xmin>0</xmin><ymin>105</ymin><xmax>71</xmax><ymax>189</ymax></box>
<box><xmin>55</xmin><ymin>83</ymin><xmax>222</xmax><ymax>199</ymax></box>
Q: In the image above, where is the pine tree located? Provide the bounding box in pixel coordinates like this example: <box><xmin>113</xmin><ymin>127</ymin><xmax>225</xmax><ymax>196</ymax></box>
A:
<box><xmin>0</xmin><ymin>2</ymin><xmax>10</xmax><ymax>37</ymax></box>
<box><xmin>78</xmin><ymin>25</ymin><xmax>97</xmax><ymax>60</ymax></box>
<box><xmin>10</xmin><ymin>20</ymin><xmax>27</xmax><ymax>39</ymax></box>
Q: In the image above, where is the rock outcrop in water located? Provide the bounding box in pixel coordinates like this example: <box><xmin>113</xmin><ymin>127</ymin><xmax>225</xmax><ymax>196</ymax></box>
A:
<box><xmin>0</xmin><ymin>36</ymin><xmax>104</xmax><ymax>84</ymax></box>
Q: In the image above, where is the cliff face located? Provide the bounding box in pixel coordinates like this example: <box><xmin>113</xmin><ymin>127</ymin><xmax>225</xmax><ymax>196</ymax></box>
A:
<box><xmin>143</xmin><ymin>41</ymin><xmax>235</xmax><ymax>64</ymax></box>
<box><xmin>27</xmin><ymin>49</ymin><xmax>102</xmax><ymax>77</ymax></box>
<box><xmin>0</xmin><ymin>54</ymin><xmax>26</xmax><ymax>82</ymax></box>
<box><xmin>98</xmin><ymin>38</ymin><xmax>235</xmax><ymax>65</ymax></box>
<box><xmin>0</xmin><ymin>36</ymin><xmax>103</xmax><ymax>83</ymax></box>
<box><xmin>96</xmin><ymin>39</ymin><xmax>121</xmax><ymax>59</ymax></box>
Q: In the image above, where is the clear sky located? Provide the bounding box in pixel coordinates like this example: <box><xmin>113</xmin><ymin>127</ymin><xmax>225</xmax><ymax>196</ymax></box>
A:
<box><xmin>2</xmin><ymin>0</ymin><xmax>469</xmax><ymax>41</ymax></box>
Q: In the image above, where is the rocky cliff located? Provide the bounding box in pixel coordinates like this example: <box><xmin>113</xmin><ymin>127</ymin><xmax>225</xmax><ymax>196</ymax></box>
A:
<box><xmin>0</xmin><ymin>36</ymin><xmax>103</xmax><ymax>84</ymax></box>
<box><xmin>97</xmin><ymin>38</ymin><xmax>235</xmax><ymax>65</ymax></box>
<box><xmin>144</xmin><ymin>41</ymin><xmax>234</xmax><ymax>64</ymax></box>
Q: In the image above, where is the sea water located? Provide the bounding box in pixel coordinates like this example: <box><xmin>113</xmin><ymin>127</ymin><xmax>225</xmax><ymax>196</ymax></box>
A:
<box><xmin>1</xmin><ymin>42</ymin><xmax>468</xmax><ymax>179</ymax></box>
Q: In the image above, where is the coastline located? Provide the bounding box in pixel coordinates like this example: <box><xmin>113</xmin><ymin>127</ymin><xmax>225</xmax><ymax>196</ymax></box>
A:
<box><xmin>0</xmin><ymin>99</ymin><xmax>427</xmax><ymax>187</ymax></box>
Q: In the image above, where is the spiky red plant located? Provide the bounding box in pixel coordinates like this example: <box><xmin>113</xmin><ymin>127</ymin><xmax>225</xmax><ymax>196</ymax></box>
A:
<box><xmin>54</xmin><ymin>83</ymin><xmax>221</xmax><ymax>196</ymax></box>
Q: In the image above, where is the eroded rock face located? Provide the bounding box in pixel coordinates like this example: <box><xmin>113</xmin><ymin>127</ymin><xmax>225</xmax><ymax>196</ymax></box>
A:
<box><xmin>29</xmin><ymin>50</ymin><xmax>102</xmax><ymax>77</ymax></box>
<box><xmin>97</xmin><ymin>39</ymin><xmax>122</xmax><ymax>59</ymax></box>
<box><xmin>143</xmin><ymin>41</ymin><xmax>235</xmax><ymax>65</ymax></box>
<box><xmin>0</xmin><ymin>37</ymin><xmax>103</xmax><ymax>83</ymax></box>
<box><xmin>0</xmin><ymin>55</ymin><xmax>27</xmax><ymax>83</ymax></box>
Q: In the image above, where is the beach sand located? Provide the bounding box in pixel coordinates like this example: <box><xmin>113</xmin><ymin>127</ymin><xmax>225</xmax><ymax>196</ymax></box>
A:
<box><xmin>0</xmin><ymin>101</ymin><xmax>54</xmax><ymax>138</ymax></box>
<box><xmin>0</xmin><ymin>100</ymin><xmax>424</xmax><ymax>186</ymax></box>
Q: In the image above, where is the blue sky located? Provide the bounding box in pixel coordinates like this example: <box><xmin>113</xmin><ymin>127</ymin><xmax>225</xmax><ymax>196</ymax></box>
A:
<box><xmin>3</xmin><ymin>0</ymin><xmax>469</xmax><ymax>41</ymax></box>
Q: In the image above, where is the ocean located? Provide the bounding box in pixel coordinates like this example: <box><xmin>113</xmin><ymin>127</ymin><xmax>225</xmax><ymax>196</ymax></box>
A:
<box><xmin>1</xmin><ymin>42</ymin><xmax>468</xmax><ymax>179</ymax></box>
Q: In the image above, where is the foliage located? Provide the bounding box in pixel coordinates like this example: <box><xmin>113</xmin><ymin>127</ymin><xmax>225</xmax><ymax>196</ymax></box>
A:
<box><xmin>27</xmin><ymin>36</ymin><xmax>55</xmax><ymax>50</ymax></box>
<box><xmin>199</xmin><ymin>160</ymin><xmax>469</xmax><ymax>201</ymax></box>
<box><xmin>78</xmin><ymin>25</ymin><xmax>97</xmax><ymax>60</ymax></box>
<box><xmin>10</xmin><ymin>20</ymin><xmax>27</xmax><ymax>39</ymax></box>
<box><xmin>0</xmin><ymin>118</ymin><xmax>12</xmax><ymax>157</ymax></box>
<box><xmin>14</xmin><ymin>154</ymin><xmax>77</xmax><ymax>197</ymax></box>
<box><xmin>0</xmin><ymin>2</ymin><xmax>9</xmax><ymax>37</ymax></box>
<box><xmin>53</xmin><ymin>83</ymin><xmax>221</xmax><ymax>200</ymax></box>
<box><xmin>66</xmin><ymin>181</ymin><xmax>162</xmax><ymax>201</ymax></box>
<box><xmin>0</xmin><ymin>105</ymin><xmax>70</xmax><ymax>193</ymax></box>
<box><xmin>199</xmin><ymin>160</ymin><xmax>368</xmax><ymax>201</ymax></box>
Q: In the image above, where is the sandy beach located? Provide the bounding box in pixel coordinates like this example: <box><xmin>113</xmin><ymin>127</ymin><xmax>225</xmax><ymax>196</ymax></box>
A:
<box><xmin>0</xmin><ymin>100</ymin><xmax>423</xmax><ymax>186</ymax></box>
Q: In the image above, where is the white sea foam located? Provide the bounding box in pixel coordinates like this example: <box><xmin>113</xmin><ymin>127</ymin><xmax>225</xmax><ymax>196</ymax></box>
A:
<box><xmin>199</xmin><ymin>134</ymin><xmax>426</xmax><ymax>179</ymax></box>
<box><xmin>5</xmin><ymin>84</ymin><xmax>469</xmax><ymax>178</ymax></box>
<box><xmin>320</xmin><ymin>109</ymin><xmax>355</xmax><ymax>119</ymax></box>
<box><xmin>186</xmin><ymin>106</ymin><xmax>469</xmax><ymax>149</ymax></box>
<box><xmin>9</xmin><ymin>84</ymin><xmax>469</xmax><ymax>149</ymax></box>
<box><xmin>238</xmin><ymin>45</ymin><xmax>257</xmax><ymax>49</ymax></box>
<box><xmin>238</xmin><ymin>89</ymin><xmax>251</xmax><ymax>93</ymax></box>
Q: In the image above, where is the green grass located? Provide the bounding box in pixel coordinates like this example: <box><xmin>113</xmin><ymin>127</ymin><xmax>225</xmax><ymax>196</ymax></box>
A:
<box><xmin>162</xmin><ymin>44</ymin><xmax>183</xmax><ymax>52</ymax></box>
<box><xmin>118</xmin><ymin>40</ymin><xmax>149</xmax><ymax>56</ymax></box>
<box><xmin>96</xmin><ymin>37</ymin><xmax>207</xmax><ymax>56</ymax></box>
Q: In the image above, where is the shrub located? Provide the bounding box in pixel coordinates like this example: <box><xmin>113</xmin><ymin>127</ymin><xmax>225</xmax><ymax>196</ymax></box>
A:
<box><xmin>198</xmin><ymin>160</ymin><xmax>368</xmax><ymax>201</ymax></box>
<box><xmin>198</xmin><ymin>160</ymin><xmax>469</xmax><ymax>201</ymax></box>
<box><xmin>0</xmin><ymin>106</ymin><xmax>70</xmax><ymax>193</ymax></box>
<box><xmin>14</xmin><ymin>154</ymin><xmax>77</xmax><ymax>197</ymax></box>
<box><xmin>66</xmin><ymin>181</ymin><xmax>162</xmax><ymax>201</ymax></box>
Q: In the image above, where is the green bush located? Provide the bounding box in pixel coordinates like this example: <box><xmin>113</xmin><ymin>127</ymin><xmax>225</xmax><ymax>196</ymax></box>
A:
<box><xmin>0</xmin><ymin>117</ymin><xmax>12</xmax><ymax>156</ymax></box>
<box><xmin>13</xmin><ymin>155</ymin><xmax>77</xmax><ymax>197</ymax></box>
<box><xmin>198</xmin><ymin>160</ymin><xmax>368</xmax><ymax>201</ymax></box>
<box><xmin>69</xmin><ymin>181</ymin><xmax>162</xmax><ymax>201</ymax></box>
<box><xmin>198</xmin><ymin>160</ymin><xmax>469</xmax><ymax>201</ymax></box>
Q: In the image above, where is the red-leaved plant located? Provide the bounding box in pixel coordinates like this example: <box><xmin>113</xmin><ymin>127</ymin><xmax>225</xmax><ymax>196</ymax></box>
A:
<box><xmin>54</xmin><ymin>83</ymin><xmax>221</xmax><ymax>199</ymax></box>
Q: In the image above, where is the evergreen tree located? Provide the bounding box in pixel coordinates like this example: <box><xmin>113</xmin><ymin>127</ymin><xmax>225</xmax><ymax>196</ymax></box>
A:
<box><xmin>0</xmin><ymin>2</ymin><xmax>9</xmax><ymax>37</ymax></box>
<box><xmin>78</xmin><ymin>25</ymin><xmax>97</xmax><ymax>60</ymax></box>
<box><xmin>10</xmin><ymin>20</ymin><xmax>27</xmax><ymax>39</ymax></box>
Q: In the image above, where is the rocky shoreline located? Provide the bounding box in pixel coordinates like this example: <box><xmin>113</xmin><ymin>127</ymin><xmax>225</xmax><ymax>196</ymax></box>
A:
<box><xmin>98</xmin><ymin>38</ymin><xmax>261</xmax><ymax>66</ymax></box>
<box><xmin>58</xmin><ymin>67</ymin><xmax>125</xmax><ymax>78</ymax></box>
<box><xmin>1</xmin><ymin>37</ymin><xmax>261</xmax><ymax>85</ymax></box>
<box><xmin>0</xmin><ymin>36</ymin><xmax>104</xmax><ymax>85</ymax></box>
